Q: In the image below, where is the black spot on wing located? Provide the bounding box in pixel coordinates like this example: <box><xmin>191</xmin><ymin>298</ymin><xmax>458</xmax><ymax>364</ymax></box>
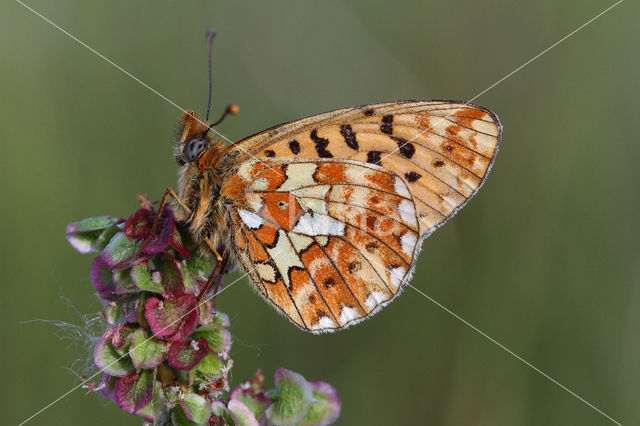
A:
<box><xmin>381</xmin><ymin>115</ymin><xmax>393</xmax><ymax>135</ymax></box>
<box><xmin>310</xmin><ymin>129</ymin><xmax>333</xmax><ymax>158</ymax></box>
<box><xmin>392</xmin><ymin>136</ymin><xmax>415</xmax><ymax>159</ymax></box>
<box><xmin>339</xmin><ymin>124</ymin><xmax>359</xmax><ymax>150</ymax></box>
<box><xmin>367</xmin><ymin>151</ymin><xmax>382</xmax><ymax>165</ymax></box>
<box><xmin>288</xmin><ymin>139</ymin><xmax>301</xmax><ymax>155</ymax></box>
<box><xmin>433</xmin><ymin>160</ymin><xmax>445</xmax><ymax>168</ymax></box>
<box><xmin>363</xmin><ymin>109</ymin><xmax>375</xmax><ymax>117</ymax></box>
<box><xmin>405</xmin><ymin>171</ymin><xmax>421</xmax><ymax>182</ymax></box>
<box><xmin>264</xmin><ymin>150</ymin><xmax>275</xmax><ymax>157</ymax></box>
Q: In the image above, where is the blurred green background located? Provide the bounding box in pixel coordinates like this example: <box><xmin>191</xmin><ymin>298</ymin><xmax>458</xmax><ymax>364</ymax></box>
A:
<box><xmin>2</xmin><ymin>0</ymin><xmax>638</xmax><ymax>424</ymax></box>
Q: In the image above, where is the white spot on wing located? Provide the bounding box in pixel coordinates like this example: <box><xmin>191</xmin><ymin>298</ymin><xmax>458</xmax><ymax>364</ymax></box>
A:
<box><xmin>251</xmin><ymin>178</ymin><xmax>269</xmax><ymax>191</ymax></box>
<box><xmin>400</xmin><ymin>232</ymin><xmax>417</xmax><ymax>257</ymax></box>
<box><xmin>266</xmin><ymin>230</ymin><xmax>305</xmax><ymax>288</ymax></box>
<box><xmin>398</xmin><ymin>199</ymin><xmax>418</xmax><ymax>227</ymax></box>
<box><xmin>365</xmin><ymin>291</ymin><xmax>388</xmax><ymax>309</ymax></box>
<box><xmin>293</xmin><ymin>212</ymin><xmax>345</xmax><ymax>236</ymax></box>
<box><xmin>316</xmin><ymin>236</ymin><xmax>329</xmax><ymax>247</ymax></box>
<box><xmin>339</xmin><ymin>306</ymin><xmax>359</xmax><ymax>324</ymax></box>
<box><xmin>312</xmin><ymin>316</ymin><xmax>336</xmax><ymax>331</ymax></box>
<box><xmin>237</xmin><ymin>161</ymin><xmax>255</xmax><ymax>181</ymax></box>
<box><xmin>298</xmin><ymin>198</ymin><xmax>328</xmax><ymax>215</ymax></box>
<box><xmin>278</xmin><ymin>163</ymin><xmax>317</xmax><ymax>192</ymax></box>
<box><xmin>238</xmin><ymin>209</ymin><xmax>264</xmax><ymax>229</ymax></box>
<box><xmin>394</xmin><ymin>177</ymin><xmax>411</xmax><ymax>198</ymax></box>
<box><xmin>389</xmin><ymin>266</ymin><xmax>406</xmax><ymax>290</ymax></box>
<box><xmin>289</xmin><ymin>233</ymin><xmax>314</xmax><ymax>252</ymax></box>
<box><xmin>255</xmin><ymin>263</ymin><xmax>276</xmax><ymax>283</ymax></box>
<box><xmin>245</xmin><ymin>193</ymin><xmax>264</xmax><ymax>213</ymax></box>
<box><xmin>291</xmin><ymin>185</ymin><xmax>330</xmax><ymax>199</ymax></box>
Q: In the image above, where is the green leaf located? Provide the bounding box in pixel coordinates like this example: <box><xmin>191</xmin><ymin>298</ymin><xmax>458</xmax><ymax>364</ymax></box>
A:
<box><xmin>190</xmin><ymin>352</ymin><xmax>224</xmax><ymax>385</ymax></box>
<box><xmin>184</xmin><ymin>253</ymin><xmax>214</xmax><ymax>280</ymax></box>
<box><xmin>95</xmin><ymin>224</ymin><xmax>121</xmax><ymax>252</ymax></box>
<box><xmin>129</xmin><ymin>328</ymin><xmax>166</xmax><ymax>369</ymax></box>
<box><xmin>266</xmin><ymin>369</ymin><xmax>313</xmax><ymax>426</ymax></box>
<box><xmin>191</xmin><ymin>323</ymin><xmax>232</xmax><ymax>354</ymax></box>
<box><xmin>130</xmin><ymin>262</ymin><xmax>163</xmax><ymax>293</ymax></box>
<box><xmin>171</xmin><ymin>406</ymin><xmax>199</xmax><ymax>426</ymax></box>
<box><xmin>94</xmin><ymin>329</ymin><xmax>134</xmax><ymax>377</ymax></box>
<box><xmin>66</xmin><ymin>216</ymin><xmax>121</xmax><ymax>254</ymax></box>
<box><xmin>300</xmin><ymin>382</ymin><xmax>341</xmax><ymax>426</ymax></box>
<box><xmin>101</xmin><ymin>232</ymin><xmax>141</xmax><ymax>268</ymax></box>
<box><xmin>114</xmin><ymin>369</ymin><xmax>155</xmax><ymax>414</ymax></box>
<box><xmin>181</xmin><ymin>266</ymin><xmax>200</xmax><ymax>295</ymax></box>
<box><xmin>136</xmin><ymin>381</ymin><xmax>168</xmax><ymax>423</ymax></box>
<box><xmin>228</xmin><ymin>399</ymin><xmax>260</xmax><ymax>426</ymax></box>
<box><xmin>113</xmin><ymin>268</ymin><xmax>139</xmax><ymax>296</ymax></box>
<box><xmin>179</xmin><ymin>393</ymin><xmax>212</xmax><ymax>424</ymax></box>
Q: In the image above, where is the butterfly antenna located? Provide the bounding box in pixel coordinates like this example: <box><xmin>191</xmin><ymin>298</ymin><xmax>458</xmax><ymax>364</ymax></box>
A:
<box><xmin>203</xmin><ymin>29</ymin><xmax>239</xmax><ymax>136</ymax></box>
<box><xmin>210</xmin><ymin>104</ymin><xmax>240</xmax><ymax>127</ymax></box>
<box><xmin>204</xmin><ymin>28</ymin><xmax>216</xmax><ymax>123</ymax></box>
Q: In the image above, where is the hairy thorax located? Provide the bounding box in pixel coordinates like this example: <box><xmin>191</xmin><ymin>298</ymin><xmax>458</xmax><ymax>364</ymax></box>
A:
<box><xmin>175</xmin><ymin>149</ymin><xmax>248</xmax><ymax>254</ymax></box>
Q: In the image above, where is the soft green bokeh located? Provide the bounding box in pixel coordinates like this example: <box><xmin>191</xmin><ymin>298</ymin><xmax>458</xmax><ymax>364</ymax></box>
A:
<box><xmin>2</xmin><ymin>1</ymin><xmax>638</xmax><ymax>425</ymax></box>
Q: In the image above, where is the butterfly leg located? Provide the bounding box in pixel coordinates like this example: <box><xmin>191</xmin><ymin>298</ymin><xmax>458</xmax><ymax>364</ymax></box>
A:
<box><xmin>148</xmin><ymin>189</ymin><xmax>227</xmax><ymax>305</ymax></box>
<box><xmin>196</xmin><ymin>236</ymin><xmax>224</xmax><ymax>303</ymax></box>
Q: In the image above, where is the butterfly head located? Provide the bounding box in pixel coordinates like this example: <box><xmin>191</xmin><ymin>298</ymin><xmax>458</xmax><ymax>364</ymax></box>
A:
<box><xmin>175</xmin><ymin>110</ymin><xmax>216</xmax><ymax>167</ymax></box>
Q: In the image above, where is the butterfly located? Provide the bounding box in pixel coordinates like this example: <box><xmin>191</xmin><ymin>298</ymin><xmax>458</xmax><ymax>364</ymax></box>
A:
<box><xmin>165</xmin><ymin>99</ymin><xmax>501</xmax><ymax>333</ymax></box>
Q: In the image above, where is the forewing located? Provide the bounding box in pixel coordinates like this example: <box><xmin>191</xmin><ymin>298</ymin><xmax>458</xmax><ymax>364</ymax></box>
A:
<box><xmin>228</xmin><ymin>100</ymin><xmax>501</xmax><ymax>237</ymax></box>
<box><xmin>226</xmin><ymin>159</ymin><xmax>420</xmax><ymax>332</ymax></box>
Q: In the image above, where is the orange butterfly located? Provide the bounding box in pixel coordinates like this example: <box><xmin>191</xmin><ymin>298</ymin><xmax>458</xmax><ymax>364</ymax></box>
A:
<box><xmin>166</xmin><ymin>99</ymin><xmax>501</xmax><ymax>333</ymax></box>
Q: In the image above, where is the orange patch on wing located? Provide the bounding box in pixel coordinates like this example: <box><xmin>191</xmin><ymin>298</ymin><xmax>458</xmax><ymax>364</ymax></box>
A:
<box><xmin>300</xmin><ymin>243</ymin><xmax>364</xmax><ymax>318</ymax></box>
<box><xmin>446</xmin><ymin>124</ymin><xmax>461</xmax><ymax>137</ymax></box>
<box><xmin>288</xmin><ymin>268</ymin><xmax>336</xmax><ymax>327</ymax></box>
<box><xmin>325</xmin><ymin>236</ymin><xmax>393</xmax><ymax>303</ymax></box>
<box><xmin>344</xmin><ymin>223</ymin><xmax>410</xmax><ymax>266</ymax></box>
<box><xmin>414</xmin><ymin>113</ymin><xmax>433</xmax><ymax>130</ymax></box>
<box><xmin>242</xmin><ymin>226</ymin><xmax>270</xmax><ymax>262</ymax></box>
<box><xmin>314</xmin><ymin>163</ymin><xmax>347</xmax><ymax>184</ymax></box>
<box><xmin>220</xmin><ymin>173</ymin><xmax>248</xmax><ymax>202</ymax></box>
<box><xmin>233</xmin><ymin>226</ymin><xmax>246</xmax><ymax>251</ymax></box>
<box><xmin>250</xmin><ymin>162</ymin><xmax>287</xmax><ymax>191</ymax></box>
<box><xmin>251</xmin><ymin>221</ymin><xmax>279</xmax><ymax>248</ymax></box>
<box><xmin>440</xmin><ymin>140</ymin><xmax>478</xmax><ymax>169</ymax></box>
<box><xmin>260</xmin><ymin>193</ymin><xmax>302</xmax><ymax>230</ymax></box>
<box><xmin>364</xmin><ymin>171</ymin><xmax>395</xmax><ymax>193</ymax></box>
<box><xmin>453</xmin><ymin>108</ymin><xmax>486</xmax><ymax>128</ymax></box>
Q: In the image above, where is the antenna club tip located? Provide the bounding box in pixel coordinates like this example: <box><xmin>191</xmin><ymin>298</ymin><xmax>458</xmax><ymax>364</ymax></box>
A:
<box><xmin>228</xmin><ymin>104</ymin><xmax>240</xmax><ymax>115</ymax></box>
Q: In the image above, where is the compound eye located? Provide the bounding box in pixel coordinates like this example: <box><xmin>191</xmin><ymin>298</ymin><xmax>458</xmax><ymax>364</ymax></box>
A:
<box><xmin>183</xmin><ymin>138</ymin><xmax>208</xmax><ymax>162</ymax></box>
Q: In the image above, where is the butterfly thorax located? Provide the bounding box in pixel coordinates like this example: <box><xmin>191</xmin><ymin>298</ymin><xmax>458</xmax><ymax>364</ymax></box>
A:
<box><xmin>174</xmin><ymin>111</ymin><xmax>236</xmax><ymax>250</ymax></box>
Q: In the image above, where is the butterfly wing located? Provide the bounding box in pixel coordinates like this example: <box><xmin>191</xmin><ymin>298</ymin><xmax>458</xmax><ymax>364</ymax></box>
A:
<box><xmin>224</xmin><ymin>158</ymin><xmax>421</xmax><ymax>332</ymax></box>
<box><xmin>221</xmin><ymin>100</ymin><xmax>501</xmax><ymax>332</ymax></box>
<box><xmin>227</xmin><ymin>100</ymin><xmax>501</xmax><ymax>238</ymax></box>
